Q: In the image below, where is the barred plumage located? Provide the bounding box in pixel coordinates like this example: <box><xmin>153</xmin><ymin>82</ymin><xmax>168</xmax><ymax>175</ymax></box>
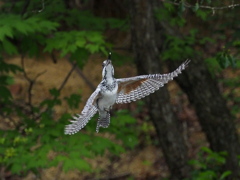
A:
<box><xmin>64</xmin><ymin>55</ymin><xmax>190</xmax><ymax>135</ymax></box>
<box><xmin>96</xmin><ymin>111</ymin><xmax>110</xmax><ymax>133</ymax></box>
<box><xmin>116</xmin><ymin>60</ymin><xmax>190</xmax><ymax>104</ymax></box>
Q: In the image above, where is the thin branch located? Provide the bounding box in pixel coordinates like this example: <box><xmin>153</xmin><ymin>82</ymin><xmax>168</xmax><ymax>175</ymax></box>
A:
<box><xmin>54</xmin><ymin>162</ymin><xmax>63</xmax><ymax>180</ymax></box>
<box><xmin>21</xmin><ymin>0</ymin><xmax>31</xmax><ymax>16</ymax></box>
<box><xmin>58</xmin><ymin>62</ymin><xmax>77</xmax><ymax>92</ymax></box>
<box><xmin>34</xmin><ymin>70</ymin><xmax>47</xmax><ymax>81</ymax></box>
<box><xmin>31</xmin><ymin>0</ymin><xmax>45</xmax><ymax>13</ymax></box>
<box><xmin>21</xmin><ymin>55</ymin><xmax>31</xmax><ymax>82</ymax></box>
<box><xmin>34</xmin><ymin>61</ymin><xmax>77</xmax><ymax>120</ymax></box>
<box><xmin>162</xmin><ymin>0</ymin><xmax>240</xmax><ymax>10</ymax></box>
<box><xmin>92</xmin><ymin>172</ymin><xmax>131</xmax><ymax>180</ymax></box>
<box><xmin>51</xmin><ymin>51</ymin><xmax>58</xmax><ymax>64</ymax></box>
<box><xmin>68</xmin><ymin>60</ymin><xmax>96</xmax><ymax>91</ymax></box>
<box><xmin>21</xmin><ymin>55</ymin><xmax>47</xmax><ymax>112</ymax></box>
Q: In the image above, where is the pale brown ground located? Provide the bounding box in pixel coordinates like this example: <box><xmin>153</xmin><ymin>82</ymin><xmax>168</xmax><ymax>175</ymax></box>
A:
<box><xmin>4</xmin><ymin>53</ymin><xmax>239</xmax><ymax>179</ymax></box>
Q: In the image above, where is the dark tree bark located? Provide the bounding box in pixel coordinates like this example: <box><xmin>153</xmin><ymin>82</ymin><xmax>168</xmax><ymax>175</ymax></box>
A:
<box><xmin>150</xmin><ymin>3</ymin><xmax>240</xmax><ymax>177</ymax></box>
<box><xmin>129</xmin><ymin>1</ymin><xmax>190</xmax><ymax>179</ymax></box>
<box><xmin>151</xmin><ymin>3</ymin><xmax>240</xmax><ymax>176</ymax></box>
<box><xmin>167</xmin><ymin>58</ymin><xmax>240</xmax><ymax>178</ymax></box>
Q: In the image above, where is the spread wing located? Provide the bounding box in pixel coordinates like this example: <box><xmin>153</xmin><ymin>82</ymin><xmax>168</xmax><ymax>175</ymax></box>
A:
<box><xmin>64</xmin><ymin>87</ymin><xmax>101</xmax><ymax>135</ymax></box>
<box><xmin>116</xmin><ymin>60</ymin><xmax>190</xmax><ymax>104</ymax></box>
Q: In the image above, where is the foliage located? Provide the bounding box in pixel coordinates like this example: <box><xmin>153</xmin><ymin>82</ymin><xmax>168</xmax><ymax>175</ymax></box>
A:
<box><xmin>0</xmin><ymin>0</ymin><xmax>136</xmax><ymax>178</ymax></box>
<box><xmin>0</xmin><ymin>55</ymin><xmax>22</xmax><ymax>102</ymax></box>
<box><xmin>0</xmin><ymin>0</ymin><xmax>126</xmax><ymax>68</ymax></box>
<box><xmin>186</xmin><ymin>147</ymin><xmax>232</xmax><ymax>180</ymax></box>
<box><xmin>156</xmin><ymin>1</ymin><xmax>239</xmax><ymax>71</ymax></box>
<box><xmin>0</xmin><ymin>73</ymin><xmax>139</xmax><ymax>177</ymax></box>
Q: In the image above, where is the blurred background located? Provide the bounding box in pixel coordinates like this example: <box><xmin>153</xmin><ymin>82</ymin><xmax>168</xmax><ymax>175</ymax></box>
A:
<box><xmin>0</xmin><ymin>0</ymin><xmax>240</xmax><ymax>179</ymax></box>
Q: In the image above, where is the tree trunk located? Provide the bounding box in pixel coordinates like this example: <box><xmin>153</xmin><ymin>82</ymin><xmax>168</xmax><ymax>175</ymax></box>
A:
<box><xmin>129</xmin><ymin>1</ymin><xmax>190</xmax><ymax>179</ymax></box>
<box><xmin>167</xmin><ymin>58</ymin><xmax>240</xmax><ymax>178</ymax></box>
<box><xmin>150</xmin><ymin>3</ymin><xmax>240</xmax><ymax>177</ymax></box>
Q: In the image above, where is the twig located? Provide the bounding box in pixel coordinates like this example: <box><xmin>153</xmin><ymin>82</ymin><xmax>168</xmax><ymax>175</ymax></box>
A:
<box><xmin>58</xmin><ymin>62</ymin><xmax>77</xmax><ymax>92</ymax></box>
<box><xmin>162</xmin><ymin>0</ymin><xmax>240</xmax><ymax>10</ymax></box>
<box><xmin>21</xmin><ymin>55</ymin><xmax>47</xmax><ymax>113</ymax></box>
<box><xmin>31</xmin><ymin>0</ymin><xmax>45</xmax><ymax>13</ymax></box>
<box><xmin>92</xmin><ymin>172</ymin><xmax>131</xmax><ymax>180</ymax></box>
<box><xmin>68</xmin><ymin>60</ymin><xmax>95</xmax><ymax>91</ymax></box>
<box><xmin>38</xmin><ymin>0</ymin><xmax>45</xmax><ymax>13</ymax></box>
<box><xmin>21</xmin><ymin>0</ymin><xmax>31</xmax><ymax>16</ymax></box>
<box><xmin>51</xmin><ymin>52</ymin><xmax>57</xmax><ymax>64</ymax></box>
<box><xmin>54</xmin><ymin>162</ymin><xmax>63</xmax><ymax>180</ymax></box>
<box><xmin>34</xmin><ymin>61</ymin><xmax>78</xmax><ymax>120</ymax></box>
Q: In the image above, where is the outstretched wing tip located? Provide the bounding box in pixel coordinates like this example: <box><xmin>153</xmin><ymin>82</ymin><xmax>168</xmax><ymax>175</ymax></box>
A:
<box><xmin>64</xmin><ymin>88</ymin><xmax>100</xmax><ymax>135</ymax></box>
<box><xmin>184</xmin><ymin>59</ymin><xmax>191</xmax><ymax>66</ymax></box>
<box><xmin>116</xmin><ymin>60</ymin><xmax>190</xmax><ymax>104</ymax></box>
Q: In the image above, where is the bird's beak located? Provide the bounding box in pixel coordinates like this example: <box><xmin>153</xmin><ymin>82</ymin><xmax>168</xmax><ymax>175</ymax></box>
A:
<box><xmin>107</xmin><ymin>52</ymin><xmax>112</xmax><ymax>65</ymax></box>
<box><xmin>108</xmin><ymin>52</ymin><xmax>111</xmax><ymax>60</ymax></box>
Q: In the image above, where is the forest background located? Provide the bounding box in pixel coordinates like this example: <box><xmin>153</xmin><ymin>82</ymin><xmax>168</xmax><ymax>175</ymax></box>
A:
<box><xmin>0</xmin><ymin>0</ymin><xmax>240</xmax><ymax>180</ymax></box>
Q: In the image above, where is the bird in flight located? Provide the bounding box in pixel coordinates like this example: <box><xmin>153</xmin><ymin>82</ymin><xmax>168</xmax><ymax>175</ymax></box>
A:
<box><xmin>65</xmin><ymin>53</ymin><xmax>190</xmax><ymax>134</ymax></box>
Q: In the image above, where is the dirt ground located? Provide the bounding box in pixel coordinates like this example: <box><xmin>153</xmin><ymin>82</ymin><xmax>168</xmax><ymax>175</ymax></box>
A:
<box><xmin>3</xmin><ymin>53</ymin><xmax>239</xmax><ymax>179</ymax></box>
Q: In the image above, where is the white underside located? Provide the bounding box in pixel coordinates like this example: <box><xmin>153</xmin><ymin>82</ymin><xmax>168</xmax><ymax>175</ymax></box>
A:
<box><xmin>98</xmin><ymin>86</ymin><xmax>118</xmax><ymax>111</ymax></box>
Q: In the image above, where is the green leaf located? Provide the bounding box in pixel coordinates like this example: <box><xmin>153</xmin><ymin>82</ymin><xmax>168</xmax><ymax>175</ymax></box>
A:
<box><xmin>10</xmin><ymin>162</ymin><xmax>23</xmax><ymax>174</ymax></box>
<box><xmin>6</xmin><ymin>76</ymin><xmax>14</xmax><ymax>85</ymax></box>
<box><xmin>179</xmin><ymin>1</ymin><xmax>186</xmax><ymax>13</ymax></box>
<box><xmin>193</xmin><ymin>2</ymin><xmax>199</xmax><ymax>12</ymax></box>
<box><xmin>200</xmin><ymin>147</ymin><xmax>212</xmax><ymax>154</ymax></box>
<box><xmin>0</xmin><ymin>85</ymin><xmax>12</xmax><ymax>100</ymax></box>
<box><xmin>70</xmin><ymin>48</ymin><xmax>89</xmax><ymax>69</ymax></box>
<box><xmin>0</xmin><ymin>26</ymin><xmax>13</xmax><ymax>41</ymax></box>
<box><xmin>64</xmin><ymin>93</ymin><xmax>81</xmax><ymax>109</ymax></box>
<box><xmin>2</xmin><ymin>39</ymin><xmax>18</xmax><ymax>55</ymax></box>
<box><xmin>188</xmin><ymin>159</ymin><xmax>207</xmax><ymax>169</ymax></box>
<box><xmin>0</xmin><ymin>60</ymin><xmax>22</xmax><ymax>73</ymax></box>
<box><xmin>49</xmin><ymin>88</ymin><xmax>60</xmax><ymax>97</ymax></box>
<box><xmin>220</xmin><ymin>171</ymin><xmax>232</xmax><ymax>180</ymax></box>
<box><xmin>196</xmin><ymin>9</ymin><xmax>209</xmax><ymax>21</ymax></box>
<box><xmin>198</xmin><ymin>170</ymin><xmax>217</xmax><ymax>179</ymax></box>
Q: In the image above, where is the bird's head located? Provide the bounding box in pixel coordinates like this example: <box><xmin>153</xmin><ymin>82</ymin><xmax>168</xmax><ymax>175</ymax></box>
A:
<box><xmin>102</xmin><ymin>52</ymin><xmax>114</xmax><ymax>80</ymax></box>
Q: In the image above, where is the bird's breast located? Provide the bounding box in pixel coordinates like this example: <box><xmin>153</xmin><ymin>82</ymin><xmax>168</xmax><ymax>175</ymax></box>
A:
<box><xmin>98</xmin><ymin>83</ymin><xmax>118</xmax><ymax>110</ymax></box>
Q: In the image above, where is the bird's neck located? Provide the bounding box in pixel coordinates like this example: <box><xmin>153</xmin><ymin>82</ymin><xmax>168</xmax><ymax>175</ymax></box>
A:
<box><xmin>104</xmin><ymin>73</ymin><xmax>115</xmax><ymax>85</ymax></box>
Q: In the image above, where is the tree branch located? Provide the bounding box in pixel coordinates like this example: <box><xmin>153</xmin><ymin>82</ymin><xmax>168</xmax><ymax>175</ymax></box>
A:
<box><xmin>21</xmin><ymin>55</ymin><xmax>47</xmax><ymax>113</ymax></box>
<box><xmin>21</xmin><ymin>0</ymin><xmax>31</xmax><ymax>16</ymax></box>
<box><xmin>162</xmin><ymin>0</ymin><xmax>240</xmax><ymax>11</ymax></box>
<box><xmin>58</xmin><ymin>62</ymin><xmax>77</xmax><ymax>92</ymax></box>
<box><xmin>68</xmin><ymin>60</ymin><xmax>95</xmax><ymax>91</ymax></box>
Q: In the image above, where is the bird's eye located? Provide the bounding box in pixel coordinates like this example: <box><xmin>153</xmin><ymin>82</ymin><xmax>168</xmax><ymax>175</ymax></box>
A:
<box><xmin>102</xmin><ymin>60</ymin><xmax>107</xmax><ymax>67</ymax></box>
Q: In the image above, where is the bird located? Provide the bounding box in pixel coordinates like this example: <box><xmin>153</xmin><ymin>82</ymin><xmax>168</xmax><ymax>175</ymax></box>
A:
<box><xmin>65</xmin><ymin>53</ymin><xmax>190</xmax><ymax>135</ymax></box>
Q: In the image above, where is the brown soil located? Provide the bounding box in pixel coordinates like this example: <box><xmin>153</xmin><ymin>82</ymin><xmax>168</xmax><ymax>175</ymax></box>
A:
<box><xmin>3</xmin><ymin>53</ymin><xmax>239</xmax><ymax>180</ymax></box>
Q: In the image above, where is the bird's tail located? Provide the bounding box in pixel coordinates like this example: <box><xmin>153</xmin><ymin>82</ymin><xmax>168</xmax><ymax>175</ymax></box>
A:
<box><xmin>96</xmin><ymin>111</ymin><xmax>110</xmax><ymax>133</ymax></box>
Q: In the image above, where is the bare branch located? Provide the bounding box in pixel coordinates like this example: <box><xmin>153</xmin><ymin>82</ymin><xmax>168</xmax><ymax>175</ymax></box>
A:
<box><xmin>162</xmin><ymin>0</ymin><xmax>240</xmax><ymax>10</ymax></box>
<box><xmin>58</xmin><ymin>62</ymin><xmax>77</xmax><ymax>92</ymax></box>
<box><xmin>93</xmin><ymin>172</ymin><xmax>131</xmax><ymax>180</ymax></box>
<box><xmin>34</xmin><ymin>70</ymin><xmax>47</xmax><ymax>81</ymax></box>
<box><xmin>68</xmin><ymin>60</ymin><xmax>95</xmax><ymax>91</ymax></box>
<box><xmin>21</xmin><ymin>0</ymin><xmax>31</xmax><ymax>16</ymax></box>
<box><xmin>21</xmin><ymin>55</ymin><xmax>46</xmax><ymax>113</ymax></box>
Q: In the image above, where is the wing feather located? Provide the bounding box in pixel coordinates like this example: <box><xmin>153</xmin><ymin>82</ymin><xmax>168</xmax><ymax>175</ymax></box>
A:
<box><xmin>64</xmin><ymin>88</ymin><xmax>101</xmax><ymax>135</ymax></box>
<box><xmin>116</xmin><ymin>60</ymin><xmax>190</xmax><ymax>104</ymax></box>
